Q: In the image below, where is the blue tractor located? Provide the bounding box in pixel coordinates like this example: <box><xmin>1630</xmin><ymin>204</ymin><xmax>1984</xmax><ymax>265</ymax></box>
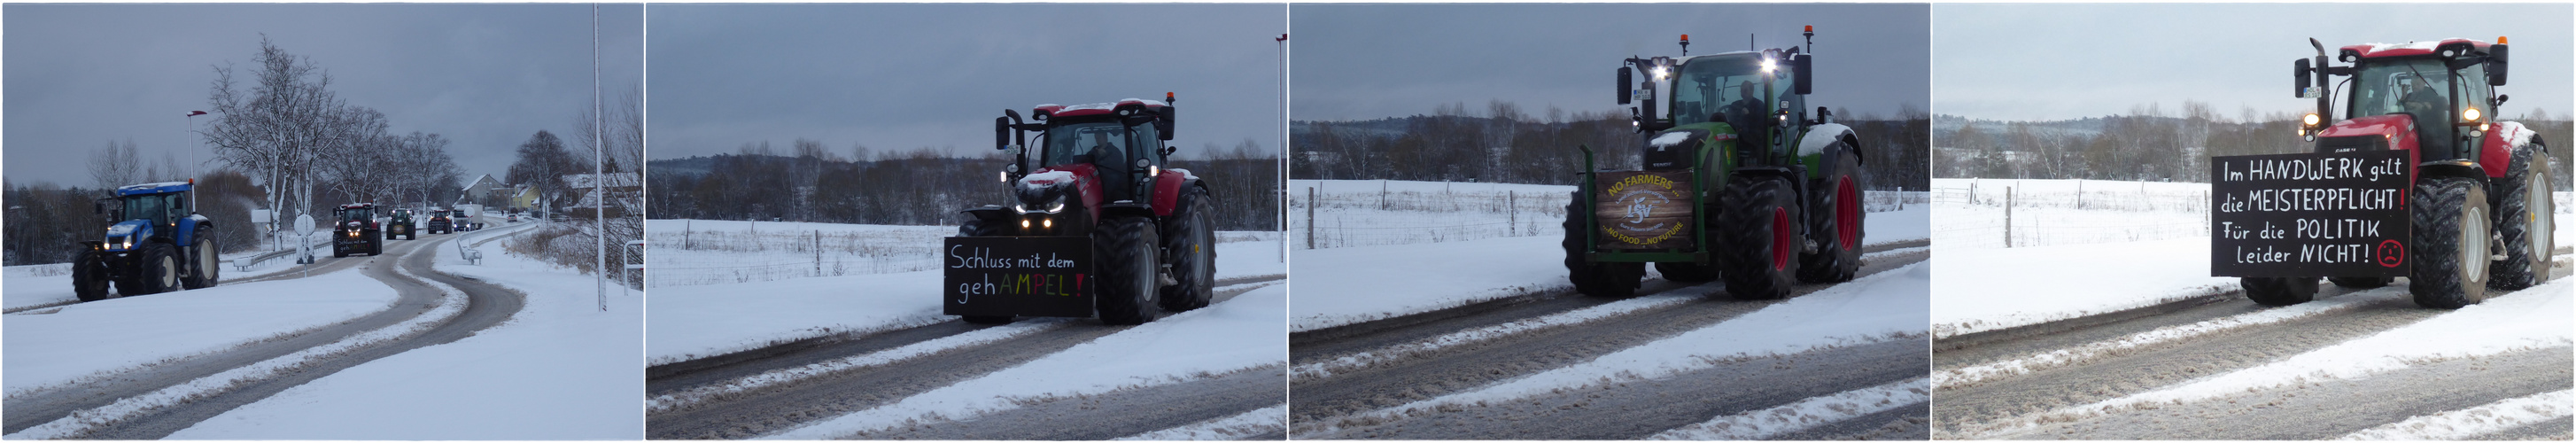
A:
<box><xmin>73</xmin><ymin>181</ymin><xmax>220</xmax><ymax>301</ymax></box>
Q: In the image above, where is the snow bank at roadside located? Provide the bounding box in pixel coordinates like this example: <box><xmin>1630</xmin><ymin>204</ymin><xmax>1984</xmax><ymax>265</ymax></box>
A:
<box><xmin>1289</xmin><ymin>236</ymin><xmax>1579</xmax><ymax>332</ymax></box>
<box><xmin>766</xmin><ymin>284</ymin><xmax>1287</xmax><ymax>439</ymax></box>
<box><xmin>170</xmin><ymin>223</ymin><xmax>642</xmax><ymax>439</ymax></box>
<box><xmin>1931</xmin><ymin>238</ymin><xmax>2237</xmax><ymax>338</ymax></box>
<box><xmin>2</xmin><ymin>268</ymin><xmax>396</xmax><ymax>397</ymax></box>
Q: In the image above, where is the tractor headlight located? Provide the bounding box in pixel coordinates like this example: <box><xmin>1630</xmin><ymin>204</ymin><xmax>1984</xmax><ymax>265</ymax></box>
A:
<box><xmin>1760</xmin><ymin>58</ymin><xmax>1777</xmax><ymax>74</ymax></box>
<box><xmin>2463</xmin><ymin>107</ymin><xmax>2482</xmax><ymax>122</ymax></box>
<box><xmin>1650</xmin><ymin>66</ymin><xmax>1668</xmax><ymax>82</ymax></box>
<box><xmin>2301</xmin><ymin>113</ymin><xmax>2322</xmax><ymax>127</ymax></box>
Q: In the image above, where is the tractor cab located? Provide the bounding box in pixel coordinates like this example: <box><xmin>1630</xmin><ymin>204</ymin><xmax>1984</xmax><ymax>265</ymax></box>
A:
<box><xmin>334</xmin><ymin>203</ymin><xmax>378</xmax><ymax>234</ymax></box>
<box><xmin>2297</xmin><ymin>38</ymin><xmax>2509</xmax><ymax>173</ymax></box>
<box><xmin>987</xmin><ymin>93</ymin><xmax>1180</xmax><ymax>234</ymax></box>
<box><xmin>392</xmin><ymin>209</ymin><xmax>415</xmax><ymax>224</ymax></box>
<box><xmin>96</xmin><ymin>182</ymin><xmax>199</xmax><ymax>253</ymax></box>
<box><xmin>1622</xmin><ymin>33</ymin><xmax>1818</xmax><ymax>174</ymax></box>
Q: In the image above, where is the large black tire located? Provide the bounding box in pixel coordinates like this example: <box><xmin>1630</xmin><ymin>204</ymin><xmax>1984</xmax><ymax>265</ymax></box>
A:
<box><xmin>1160</xmin><ymin>186</ymin><xmax>1216</xmax><ymax>312</ymax></box>
<box><xmin>183</xmin><ymin>229</ymin><xmax>220</xmax><ymax>290</ymax></box>
<box><xmin>2242</xmin><ymin>276</ymin><xmax>2318</xmax><ymax>306</ymax></box>
<box><xmin>1562</xmin><ymin>191</ymin><xmax>1639</xmax><ymax>297</ymax></box>
<box><xmin>1719</xmin><ymin>175</ymin><xmax>1801</xmax><ymax>300</ymax></box>
<box><xmin>120</xmin><ymin>242</ymin><xmax>180</xmax><ymax>297</ymax></box>
<box><xmin>73</xmin><ymin>250</ymin><xmax>112</xmax><ymax>301</ymax></box>
<box><xmin>2488</xmin><ymin>144</ymin><xmax>2555</xmax><ymax>290</ymax></box>
<box><xmin>371</xmin><ymin>236</ymin><xmax>385</xmax><ymax>256</ymax></box>
<box><xmin>1095</xmin><ymin>217</ymin><xmax>1163</xmax><ymax>325</ymax></box>
<box><xmin>2327</xmin><ymin>276</ymin><xmax>2390</xmax><ymax>288</ymax></box>
<box><xmin>1799</xmin><ymin>149</ymin><xmax>1867</xmax><ymax>283</ymax></box>
<box><xmin>2411</xmin><ymin>176</ymin><xmax>2492</xmax><ymax>308</ymax></box>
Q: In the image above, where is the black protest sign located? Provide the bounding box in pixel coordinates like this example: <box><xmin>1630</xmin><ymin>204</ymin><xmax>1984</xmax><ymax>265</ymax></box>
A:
<box><xmin>943</xmin><ymin>236</ymin><xmax>1094</xmax><ymax>318</ymax></box>
<box><xmin>2209</xmin><ymin>150</ymin><xmax>2412</xmax><ymax>277</ymax></box>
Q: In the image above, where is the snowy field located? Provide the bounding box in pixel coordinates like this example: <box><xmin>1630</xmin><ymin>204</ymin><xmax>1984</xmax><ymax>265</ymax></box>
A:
<box><xmin>1932</xmin><ymin>183</ymin><xmax>2574</xmax><ymax>338</ymax></box>
<box><xmin>171</xmin><ymin>222</ymin><xmax>643</xmax><ymax>439</ymax></box>
<box><xmin>646</xmin><ymin>220</ymin><xmax>1284</xmax><ymax>287</ymax></box>
<box><xmin>767</xmin><ymin>284</ymin><xmax>1288</xmax><ymax>439</ymax></box>
<box><xmin>1</xmin><ymin>267</ymin><xmax>397</xmax><ymax>397</ymax></box>
<box><xmin>648</xmin><ymin>230</ymin><xmax>1284</xmax><ymax>365</ymax></box>
<box><xmin>1290</xmin><ymin>206</ymin><xmax>1928</xmax><ymax>332</ymax></box>
<box><xmin>1292</xmin><ymin>179</ymin><xmax>1928</xmax><ymax>250</ymax></box>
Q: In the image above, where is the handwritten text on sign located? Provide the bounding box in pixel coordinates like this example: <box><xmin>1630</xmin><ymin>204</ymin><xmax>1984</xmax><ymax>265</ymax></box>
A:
<box><xmin>2209</xmin><ymin>150</ymin><xmax>2411</xmax><ymax>277</ymax></box>
<box><xmin>943</xmin><ymin>236</ymin><xmax>1094</xmax><ymax>318</ymax></box>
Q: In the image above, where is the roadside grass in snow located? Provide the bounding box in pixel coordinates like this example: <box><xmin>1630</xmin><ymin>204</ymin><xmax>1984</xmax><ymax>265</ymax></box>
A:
<box><xmin>4</xmin><ymin>249</ymin><xmax>471</xmax><ymax>439</ymax></box>
<box><xmin>1647</xmin><ymin>377</ymin><xmax>1929</xmax><ymax>440</ymax></box>
<box><xmin>2337</xmin><ymin>389</ymin><xmax>2573</xmax><ymax>440</ymax></box>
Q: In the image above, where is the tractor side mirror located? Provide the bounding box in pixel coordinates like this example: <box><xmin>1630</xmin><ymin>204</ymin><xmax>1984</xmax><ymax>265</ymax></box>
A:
<box><xmin>1156</xmin><ymin>106</ymin><xmax>1176</xmax><ymax>141</ymax></box>
<box><xmin>997</xmin><ymin>110</ymin><xmax>1020</xmax><ymax>151</ymax></box>
<box><xmin>1791</xmin><ymin>54</ymin><xmax>1813</xmax><ymax>96</ymax></box>
<box><xmin>2487</xmin><ymin>44</ymin><xmax>2509</xmax><ymax>86</ymax></box>
<box><xmin>1160</xmin><ymin>144</ymin><xmax>1177</xmax><ymax>157</ymax></box>
<box><xmin>2293</xmin><ymin>58</ymin><xmax>2313</xmax><ymax>97</ymax></box>
<box><xmin>1617</xmin><ymin>66</ymin><xmax>1633</xmax><ymax>105</ymax></box>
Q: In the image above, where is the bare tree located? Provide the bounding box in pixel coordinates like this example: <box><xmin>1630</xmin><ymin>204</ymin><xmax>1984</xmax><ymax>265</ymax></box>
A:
<box><xmin>201</xmin><ymin>37</ymin><xmax>349</xmax><ymax>223</ymax></box>
<box><xmin>88</xmin><ymin>138</ymin><xmax>142</xmax><ymax>190</ymax></box>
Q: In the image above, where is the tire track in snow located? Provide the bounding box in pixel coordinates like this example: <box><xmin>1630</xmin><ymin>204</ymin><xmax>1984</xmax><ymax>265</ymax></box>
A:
<box><xmin>2339</xmin><ymin>389</ymin><xmax>2573</xmax><ymax>440</ymax></box>
<box><xmin>1647</xmin><ymin>377</ymin><xmax>1929</xmax><ymax>440</ymax></box>
<box><xmin>1936</xmin><ymin>286</ymin><xmax>2404</xmax><ymax>389</ymax></box>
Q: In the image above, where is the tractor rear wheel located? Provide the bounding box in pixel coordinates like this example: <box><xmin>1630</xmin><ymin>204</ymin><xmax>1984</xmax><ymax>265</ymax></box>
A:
<box><xmin>73</xmin><ymin>250</ymin><xmax>111</xmax><ymax>301</ymax></box>
<box><xmin>2410</xmin><ymin>176</ymin><xmax>2491</xmax><ymax>308</ymax></box>
<box><xmin>1719</xmin><ymin>175</ymin><xmax>1801</xmax><ymax>300</ymax></box>
<box><xmin>1799</xmin><ymin>150</ymin><xmax>1866</xmax><ymax>284</ymax></box>
<box><xmin>183</xmin><ymin>229</ymin><xmax>219</xmax><ymax>290</ymax></box>
<box><xmin>2488</xmin><ymin>144</ymin><xmax>2555</xmax><ymax>290</ymax></box>
<box><xmin>1562</xmin><ymin>191</ymin><xmax>1639</xmax><ymax>297</ymax></box>
<box><xmin>2242</xmin><ymin>276</ymin><xmax>2318</xmax><ymax>306</ymax></box>
<box><xmin>1160</xmin><ymin>186</ymin><xmax>1216</xmax><ymax>312</ymax></box>
<box><xmin>120</xmin><ymin>243</ymin><xmax>180</xmax><ymax>297</ymax></box>
<box><xmin>1095</xmin><ymin>217</ymin><xmax>1163</xmax><ymax>325</ymax></box>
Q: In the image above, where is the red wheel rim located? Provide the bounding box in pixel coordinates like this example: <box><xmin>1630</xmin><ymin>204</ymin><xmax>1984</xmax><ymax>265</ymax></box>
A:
<box><xmin>1772</xmin><ymin>206</ymin><xmax>1792</xmax><ymax>270</ymax></box>
<box><xmin>1836</xmin><ymin>177</ymin><xmax>1859</xmax><ymax>251</ymax></box>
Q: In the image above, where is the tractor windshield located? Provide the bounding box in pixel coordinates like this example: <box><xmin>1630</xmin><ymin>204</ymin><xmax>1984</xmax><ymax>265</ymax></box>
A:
<box><xmin>2347</xmin><ymin>58</ymin><xmax>2456</xmax><ymax>124</ymax></box>
<box><xmin>1041</xmin><ymin>121</ymin><xmax>1133</xmax><ymax>168</ymax></box>
<box><xmin>1669</xmin><ymin>56</ymin><xmax>1773</xmax><ymax>128</ymax></box>
<box><xmin>341</xmin><ymin>207</ymin><xmax>375</xmax><ymax>222</ymax></box>
<box><xmin>121</xmin><ymin>193</ymin><xmax>174</xmax><ymax>227</ymax></box>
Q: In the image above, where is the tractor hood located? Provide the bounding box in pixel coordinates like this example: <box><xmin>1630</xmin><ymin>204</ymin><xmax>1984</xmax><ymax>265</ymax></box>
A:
<box><xmin>104</xmin><ymin>220</ymin><xmax>151</xmax><ymax>251</ymax></box>
<box><xmin>1643</xmin><ymin>128</ymin><xmax>1710</xmax><ymax>170</ymax></box>
<box><xmin>2316</xmin><ymin>113</ymin><xmax>2419</xmax><ymax>146</ymax></box>
<box><xmin>1014</xmin><ymin>168</ymin><xmax>1082</xmax><ymax>214</ymax></box>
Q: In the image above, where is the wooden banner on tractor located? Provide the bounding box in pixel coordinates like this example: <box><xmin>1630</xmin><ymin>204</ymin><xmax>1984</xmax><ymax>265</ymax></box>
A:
<box><xmin>1594</xmin><ymin>170</ymin><xmax>1695</xmax><ymax>250</ymax></box>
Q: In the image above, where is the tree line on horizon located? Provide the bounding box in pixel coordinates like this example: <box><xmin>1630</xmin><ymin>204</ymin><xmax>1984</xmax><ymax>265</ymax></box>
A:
<box><xmin>647</xmin><ymin>139</ymin><xmax>1284</xmax><ymax>231</ymax></box>
<box><xmin>1292</xmin><ymin>100</ymin><xmax>1933</xmax><ymax>191</ymax></box>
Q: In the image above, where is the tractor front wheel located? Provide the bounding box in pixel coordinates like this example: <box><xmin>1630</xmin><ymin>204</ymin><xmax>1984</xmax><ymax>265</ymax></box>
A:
<box><xmin>1719</xmin><ymin>175</ymin><xmax>1801</xmax><ymax>300</ymax></box>
<box><xmin>1095</xmin><ymin>217</ymin><xmax>1163</xmax><ymax>325</ymax></box>
<box><xmin>73</xmin><ymin>250</ymin><xmax>112</xmax><ymax>301</ymax></box>
<box><xmin>2488</xmin><ymin>144</ymin><xmax>2555</xmax><ymax>290</ymax></box>
<box><xmin>1160</xmin><ymin>186</ymin><xmax>1217</xmax><ymax>312</ymax></box>
<box><xmin>2410</xmin><ymin>176</ymin><xmax>2491</xmax><ymax>308</ymax></box>
<box><xmin>1562</xmin><ymin>191</ymin><xmax>1639</xmax><ymax>297</ymax></box>
<box><xmin>120</xmin><ymin>243</ymin><xmax>180</xmax><ymax>297</ymax></box>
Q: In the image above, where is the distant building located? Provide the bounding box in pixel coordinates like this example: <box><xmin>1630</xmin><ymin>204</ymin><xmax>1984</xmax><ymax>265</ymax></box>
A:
<box><xmin>563</xmin><ymin>172</ymin><xmax>640</xmax><ymax>218</ymax></box>
<box><xmin>508</xmin><ymin>185</ymin><xmax>539</xmax><ymax>212</ymax></box>
<box><xmin>460</xmin><ymin>175</ymin><xmax>508</xmax><ymax>208</ymax></box>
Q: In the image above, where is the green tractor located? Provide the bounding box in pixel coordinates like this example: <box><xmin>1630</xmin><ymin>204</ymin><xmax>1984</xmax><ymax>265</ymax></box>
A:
<box><xmin>1564</xmin><ymin>27</ymin><xmax>1870</xmax><ymax>299</ymax></box>
<box><xmin>386</xmin><ymin>208</ymin><xmax>418</xmax><ymax>240</ymax></box>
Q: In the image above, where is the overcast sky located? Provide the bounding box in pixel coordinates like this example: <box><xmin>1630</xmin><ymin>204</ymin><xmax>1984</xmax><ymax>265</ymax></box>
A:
<box><xmin>1292</xmin><ymin>4</ymin><xmax>1930</xmax><ymax>122</ymax></box>
<box><xmin>1936</xmin><ymin>3</ymin><xmax>2573</xmax><ymax>121</ymax></box>
<box><xmin>3</xmin><ymin>4</ymin><xmax>644</xmax><ymax>189</ymax></box>
<box><xmin>647</xmin><ymin>4</ymin><xmax>1287</xmax><ymax>160</ymax></box>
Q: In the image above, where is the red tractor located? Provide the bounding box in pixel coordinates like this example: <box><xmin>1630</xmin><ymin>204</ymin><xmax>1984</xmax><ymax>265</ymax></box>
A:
<box><xmin>945</xmin><ymin>93</ymin><xmax>1218</xmax><ymax>325</ymax></box>
<box><xmin>332</xmin><ymin>203</ymin><xmax>386</xmax><ymax>258</ymax></box>
<box><xmin>2247</xmin><ymin>37</ymin><xmax>2556</xmax><ymax>308</ymax></box>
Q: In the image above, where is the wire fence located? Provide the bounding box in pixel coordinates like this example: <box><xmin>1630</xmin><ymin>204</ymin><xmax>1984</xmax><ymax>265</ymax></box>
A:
<box><xmin>1292</xmin><ymin>181</ymin><xmax>1926</xmax><ymax>250</ymax></box>
<box><xmin>1931</xmin><ymin>180</ymin><xmax>2212</xmax><ymax>250</ymax></box>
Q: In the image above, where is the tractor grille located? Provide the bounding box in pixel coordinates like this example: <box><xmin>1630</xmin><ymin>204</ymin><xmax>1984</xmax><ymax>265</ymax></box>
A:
<box><xmin>2314</xmin><ymin>135</ymin><xmax>2387</xmax><ymax>153</ymax></box>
